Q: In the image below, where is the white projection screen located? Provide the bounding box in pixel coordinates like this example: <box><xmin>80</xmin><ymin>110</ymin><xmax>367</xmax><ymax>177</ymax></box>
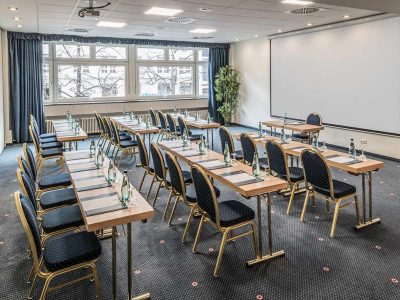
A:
<box><xmin>271</xmin><ymin>17</ymin><xmax>400</xmax><ymax>135</ymax></box>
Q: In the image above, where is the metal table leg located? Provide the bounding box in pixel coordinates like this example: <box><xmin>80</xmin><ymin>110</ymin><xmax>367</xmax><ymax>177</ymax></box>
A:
<box><xmin>207</xmin><ymin>129</ymin><xmax>210</xmax><ymax>147</ymax></box>
<box><xmin>112</xmin><ymin>226</ymin><xmax>117</xmax><ymax>300</ymax></box>
<box><xmin>128</xmin><ymin>223</ymin><xmax>151</xmax><ymax>300</ymax></box>
<box><xmin>354</xmin><ymin>171</ymin><xmax>381</xmax><ymax>230</ymax></box>
<box><xmin>247</xmin><ymin>194</ymin><xmax>285</xmax><ymax>266</ymax></box>
<box><xmin>211</xmin><ymin>129</ymin><xmax>214</xmax><ymax>150</ymax></box>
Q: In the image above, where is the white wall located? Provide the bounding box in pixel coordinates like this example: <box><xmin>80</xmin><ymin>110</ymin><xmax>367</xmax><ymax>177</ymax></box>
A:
<box><xmin>230</xmin><ymin>38</ymin><xmax>271</xmax><ymax>128</ymax></box>
<box><xmin>230</xmin><ymin>20</ymin><xmax>400</xmax><ymax>160</ymax></box>
<box><xmin>0</xmin><ymin>30</ymin><xmax>5</xmax><ymax>154</ymax></box>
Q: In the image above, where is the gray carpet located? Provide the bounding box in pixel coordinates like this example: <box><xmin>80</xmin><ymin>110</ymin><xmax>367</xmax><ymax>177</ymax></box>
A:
<box><xmin>1</xmin><ymin>126</ymin><xmax>399</xmax><ymax>300</ymax></box>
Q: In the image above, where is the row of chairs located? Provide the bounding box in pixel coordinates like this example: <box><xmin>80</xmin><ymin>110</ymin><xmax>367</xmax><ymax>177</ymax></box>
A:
<box><xmin>15</xmin><ymin>144</ymin><xmax>102</xmax><ymax>299</ymax></box>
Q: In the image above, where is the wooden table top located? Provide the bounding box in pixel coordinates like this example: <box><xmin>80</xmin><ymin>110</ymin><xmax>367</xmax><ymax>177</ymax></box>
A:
<box><xmin>52</xmin><ymin>120</ymin><xmax>88</xmax><ymax>142</ymax></box>
<box><xmin>263</xmin><ymin>120</ymin><xmax>324</xmax><ymax>133</ymax></box>
<box><xmin>64</xmin><ymin>151</ymin><xmax>154</xmax><ymax>231</ymax></box>
<box><xmin>158</xmin><ymin>140</ymin><xmax>288</xmax><ymax>198</ymax></box>
<box><xmin>170</xmin><ymin>113</ymin><xmax>221</xmax><ymax>129</ymax></box>
<box><xmin>112</xmin><ymin>116</ymin><xmax>160</xmax><ymax>134</ymax></box>
<box><xmin>233</xmin><ymin>132</ymin><xmax>384</xmax><ymax>174</ymax></box>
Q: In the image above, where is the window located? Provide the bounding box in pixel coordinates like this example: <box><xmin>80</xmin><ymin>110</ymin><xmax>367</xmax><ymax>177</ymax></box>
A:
<box><xmin>43</xmin><ymin>43</ymin><xmax>209</xmax><ymax>103</ymax></box>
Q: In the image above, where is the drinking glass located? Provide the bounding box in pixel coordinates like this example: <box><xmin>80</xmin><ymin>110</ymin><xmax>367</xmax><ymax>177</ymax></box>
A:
<box><xmin>321</xmin><ymin>141</ymin><xmax>328</xmax><ymax>152</ymax></box>
<box><xmin>359</xmin><ymin>149</ymin><xmax>367</xmax><ymax>160</ymax></box>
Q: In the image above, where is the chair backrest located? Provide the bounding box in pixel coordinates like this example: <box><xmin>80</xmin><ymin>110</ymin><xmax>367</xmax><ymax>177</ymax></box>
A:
<box><xmin>18</xmin><ymin>156</ymin><xmax>36</xmax><ymax>182</ymax></box>
<box><xmin>150</xmin><ymin>143</ymin><xmax>167</xmax><ymax>182</ymax></box>
<box><xmin>157</xmin><ymin>111</ymin><xmax>167</xmax><ymax>130</ymax></box>
<box><xmin>30</xmin><ymin>115</ymin><xmax>41</xmax><ymax>135</ymax></box>
<box><xmin>94</xmin><ymin>112</ymin><xmax>105</xmax><ymax>134</ymax></box>
<box><xmin>150</xmin><ymin>109</ymin><xmax>157</xmax><ymax>127</ymax></box>
<box><xmin>166</xmin><ymin>113</ymin><xmax>176</xmax><ymax>133</ymax></box>
<box><xmin>219</xmin><ymin>126</ymin><xmax>235</xmax><ymax>154</ymax></box>
<box><xmin>266</xmin><ymin>140</ymin><xmax>288</xmax><ymax>179</ymax></box>
<box><xmin>109</xmin><ymin>119</ymin><xmax>121</xmax><ymax>145</ymax></box>
<box><xmin>23</xmin><ymin>143</ymin><xmax>37</xmax><ymax>179</ymax></box>
<box><xmin>14</xmin><ymin>192</ymin><xmax>42</xmax><ymax>267</ymax></box>
<box><xmin>16</xmin><ymin>169</ymin><xmax>38</xmax><ymax>212</ymax></box>
<box><xmin>240</xmin><ymin>133</ymin><xmax>257</xmax><ymax>165</ymax></box>
<box><xmin>177</xmin><ymin>116</ymin><xmax>188</xmax><ymax>136</ymax></box>
<box><xmin>102</xmin><ymin>116</ymin><xmax>113</xmax><ymax>140</ymax></box>
<box><xmin>306</xmin><ymin>113</ymin><xmax>322</xmax><ymax>126</ymax></box>
<box><xmin>301</xmin><ymin>149</ymin><xmax>333</xmax><ymax>197</ymax></box>
<box><xmin>28</xmin><ymin>125</ymin><xmax>41</xmax><ymax>154</ymax></box>
<box><xmin>191</xmin><ymin>165</ymin><xmax>220</xmax><ymax>227</ymax></box>
<box><xmin>165</xmin><ymin>151</ymin><xmax>186</xmax><ymax>198</ymax></box>
<box><xmin>136</xmin><ymin>134</ymin><xmax>150</xmax><ymax>170</ymax></box>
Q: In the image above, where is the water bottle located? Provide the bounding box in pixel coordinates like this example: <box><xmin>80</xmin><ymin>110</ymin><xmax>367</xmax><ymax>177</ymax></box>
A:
<box><xmin>284</xmin><ymin>113</ymin><xmax>288</xmax><ymax>125</ymax></box>
<box><xmin>195</xmin><ymin>112</ymin><xmax>199</xmax><ymax>122</ymax></box>
<box><xmin>130</xmin><ymin>111</ymin><xmax>134</xmax><ymax>121</ymax></box>
<box><xmin>66</xmin><ymin>111</ymin><xmax>71</xmax><ymax>121</ymax></box>
<box><xmin>224</xmin><ymin>142</ymin><xmax>231</xmax><ymax>165</ymax></box>
<box><xmin>184</xmin><ymin>109</ymin><xmax>188</xmax><ymax>118</ymax></box>
<box><xmin>96</xmin><ymin>147</ymin><xmax>104</xmax><ymax>168</ymax></box>
<box><xmin>74</xmin><ymin>119</ymin><xmax>80</xmax><ymax>134</ymax></box>
<box><xmin>121</xmin><ymin>170</ymin><xmax>129</xmax><ymax>201</ymax></box>
<box><xmin>312</xmin><ymin>133</ymin><xmax>318</xmax><ymax>150</ymax></box>
<box><xmin>252</xmin><ymin>152</ymin><xmax>260</xmax><ymax>177</ymax></box>
<box><xmin>174</xmin><ymin>106</ymin><xmax>177</xmax><ymax>115</ymax></box>
<box><xmin>182</xmin><ymin>129</ymin><xmax>188</xmax><ymax>147</ymax></box>
<box><xmin>146</xmin><ymin>115</ymin><xmax>150</xmax><ymax>129</ymax></box>
<box><xmin>123</xmin><ymin>108</ymin><xmax>126</xmax><ymax>116</ymax></box>
<box><xmin>89</xmin><ymin>137</ymin><xmax>96</xmax><ymax>157</ymax></box>
<box><xmin>138</xmin><ymin>115</ymin><xmax>142</xmax><ymax>125</ymax></box>
<box><xmin>280</xmin><ymin>128</ymin><xmax>286</xmax><ymax>143</ymax></box>
<box><xmin>107</xmin><ymin>157</ymin><xmax>116</xmax><ymax>182</ymax></box>
<box><xmin>199</xmin><ymin>134</ymin><xmax>205</xmax><ymax>154</ymax></box>
<box><xmin>258</xmin><ymin>122</ymin><xmax>263</xmax><ymax>137</ymax></box>
<box><xmin>349</xmin><ymin>138</ymin><xmax>356</xmax><ymax>158</ymax></box>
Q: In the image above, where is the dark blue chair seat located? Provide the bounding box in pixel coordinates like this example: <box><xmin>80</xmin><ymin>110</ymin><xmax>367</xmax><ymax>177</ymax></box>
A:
<box><xmin>38</xmin><ymin>173</ymin><xmax>71</xmax><ymax>189</ymax></box>
<box><xmin>233</xmin><ymin>149</ymin><xmax>244</xmax><ymax>161</ymax></box>
<box><xmin>259</xmin><ymin>157</ymin><xmax>269</xmax><ymax>169</ymax></box>
<box><xmin>41</xmin><ymin>148</ymin><xmax>63</xmax><ymax>158</ymax></box>
<box><xmin>40</xmin><ymin>136</ymin><xmax>58</xmax><ymax>144</ymax></box>
<box><xmin>214</xmin><ymin>200</ymin><xmax>255</xmax><ymax>227</ymax></box>
<box><xmin>314</xmin><ymin>179</ymin><xmax>356</xmax><ymax>199</ymax></box>
<box><xmin>40</xmin><ymin>188</ymin><xmax>77</xmax><ymax>209</ymax></box>
<box><xmin>292</xmin><ymin>133</ymin><xmax>309</xmax><ymax>140</ymax></box>
<box><xmin>189</xmin><ymin>134</ymin><xmax>202</xmax><ymax>141</ymax></box>
<box><xmin>120</xmin><ymin>140</ymin><xmax>138</xmax><ymax>148</ymax></box>
<box><xmin>40</xmin><ymin>132</ymin><xmax>57</xmax><ymax>139</ymax></box>
<box><xmin>167</xmin><ymin>170</ymin><xmax>192</xmax><ymax>186</ymax></box>
<box><xmin>287</xmin><ymin>167</ymin><xmax>305</xmax><ymax>182</ymax></box>
<box><xmin>119</xmin><ymin>134</ymin><xmax>131</xmax><ymax>141</ymax></box>
<box><xmin>42</xmin><ymin>205</ymin><xmax>84</xmax><ymax>233</ymax></box>
<box><xmin>186</xmin><ymin>186</ymin><xmax>221</xmax><ymax>203</ymax></box>
<box><xmin>43</xmin><ymin>232</ymin><xmax>101</xmax><ymax>272</ymax></box>
<box><xmin>40</xmin><ymin>141</ymin><xmax>63</xmax><ymax>150</ymax></box>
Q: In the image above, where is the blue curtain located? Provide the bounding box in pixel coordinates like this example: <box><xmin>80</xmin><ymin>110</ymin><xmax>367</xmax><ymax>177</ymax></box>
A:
<box><xmin>8</xmin><ymin>33</ymin><xmax>45</xmax><ymax>143</ymax></box>
<box><xmin>208</xmin><ymin>47</ymin><xmax>229</xmax><ymax>124</ymax></box>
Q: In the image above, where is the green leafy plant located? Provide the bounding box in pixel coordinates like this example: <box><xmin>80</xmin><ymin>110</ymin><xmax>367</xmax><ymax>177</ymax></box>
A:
<box><xmin>214</xmin><ymin>66</ymin><xmax>240</xmax><ymax>124</ymax></box>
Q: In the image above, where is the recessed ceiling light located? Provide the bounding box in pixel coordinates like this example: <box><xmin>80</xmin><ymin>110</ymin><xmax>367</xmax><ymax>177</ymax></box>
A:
<box><xmin>235</xmin><ymin>38</ymin><xmax>239</xmax><ymax>41</ymax></box>
<box><xmin>281</xmin><ymin>0</ymin><xmax>314</xmax><ymax>5</ymax></box>
<box><xmin>254</xmin><ymin>34</ymin><xmax>259</xmax><ymax>38</ymax></box>
<box><xmin>97</xmin><ymin>21</ymin><xmax>126</xmax><ymax>28</ymax></box>
<box><xmin>190</xmin><ymin>28</ymin><xmax>216</xmax><ymax>34</ymax></box>
<box><xmin>278</xmin><ymin>29</ymin><xmax>283</xmax><ymax>33</ymax></box>
<box><xmin>343</xmin><ymin>15</ymin><xmax>350</xmax><ymax>19</ymax></box>
<box><xmin>9</xmin><ymin>7</ymin><xmax>18</xmax><ymax>11</ymax></box>
<box><xmin>145</xmin><ymin>7</ymin><xmax>183</xmax><ymax>16</ymax></box>
<box><xmin>307</xmin><ymin>23</ymin><xmax>313</xmax><ymax>26</ymax></box>
<box><xmin>199</xmin><ymin>8</ymin><xmax>212</xmax><ymax>12</ymax></box>
<box><xmin>13</xmin><ymin>17</ymin><xmax>21</xmax><ymax>21</ymax></box>
<box><xmin>16</xmin><ymin>24</ymin><xmax>22</xmax><ymax>28</ymax></box>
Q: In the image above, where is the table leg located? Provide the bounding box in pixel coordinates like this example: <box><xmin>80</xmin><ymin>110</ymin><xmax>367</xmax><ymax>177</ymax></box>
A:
<box><xmin>75</xmin><ymin>141</ymin><xmax>78</xmax><ymax>151</ymax></box>
<box><xmin>112</xmin><ymin>226</ymin><xmax>117</xmax><ymax>300</ymax></box>
<box><xmin>211</xmin><ymin>129</ymin><xmax>214</xmax><ymax>150</ymax></box>
<box><xmin>207</xmin><ymin>129</ymin><xmax>210</xmax><ymax>147</ymax></box>
<box><xmin>246</xmin><ymin>194</ymin><xmax>285</xmax><ymax>266</ymax></box>
<box><xmin>127</xmin><ymin>223</ymin><xmax>151</xmax><ymax>300</ymax></box>
<box><xmin>148</xmin><ymin>133</ymin><xmax>151</xmax><ymax>151</ymax></box>
<box><xmin>355</xmin><ymin>171</ymin><xmax>381</xmax><ymax>230</ymax></box>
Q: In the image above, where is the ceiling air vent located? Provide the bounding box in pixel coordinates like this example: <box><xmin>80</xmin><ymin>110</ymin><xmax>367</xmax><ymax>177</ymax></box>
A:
<box><xmin>193</xmin><ymin>36</ymin><xmax>214</xmax><ymax>40</ymax></box>
<box><xmin>163</xmin><ymin>17</ymin><xmax>195</xmax><ymax>24</ymax></box>
<box><xmin>66</xmin><ymin>28</ymin><xmax>90</xmax><ymax>33</ymax></box>
<box><xmin>286</xmin><ymin>7</ymin><xmax>325</xmax><ymax>15</ymax></box>
<box><xmin>135</xmin><ymin>32</ymin><xmax>157</xmax><ymax>37</ymax></box>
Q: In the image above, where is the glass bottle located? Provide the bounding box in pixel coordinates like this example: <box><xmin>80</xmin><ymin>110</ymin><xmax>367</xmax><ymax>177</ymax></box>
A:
<box><xmin>224</xmin><ymin>142</ymin><xmax>231</xmax><ymax>165</ymax></box>
<box><xmin>130</xmin><ymin>111</ymin><xmax>134</xmax><ymax>121</ymax></box>
<box><xmin>108</xmin><ymin>157</ymin><xmax>116</xmax><ymax>182</ymax></box>
<box><xmin>184</xmin><ymin>109</ymin><xmax>188</xmax><ymax>118</ymax></box>
<box><xmin>284</xmin><ymin>112</ymin><xmax>288</xmax><ymax>125</ymax></box>
<box><xmin>199</xmin><ymin>134</ymin><xmax>205</xmax><ymax>154</ymax></box>
<box><xmin>89</xmin><ymin>137</ymin><xmax>96</xmax><ymax>157</ymax></box>
<box><xmin>252</xmin><ymin>152</ymin><xmax>260</xmax><ymax>177</ymax></box>
<box><xmin>280</xmin><ymin>128</ymin><xmax>286</xmax><ymax>143</ymax></box>
<box><xmin>312</xmin><ymin>133</ymin><xmax>318</xmax><ymax>150</ymax></box>
<box><xmin>349</xmin><ymin>138</ymin><xmax>356</xmax><ymax>158</ymax></box>
<box><xmin>96</xmin><ymin>147</ymin><xmax>104</xmax><ymax>168</ymax></box>
<box><xmin>146</xmin><ymin>115</ymin><xmax>150</xmax><ymax>129</ymax></box>
<box><xmin>74</xmin><ymin>119</ymin><xmax>80</xmax><ymax>134</ymax></box>
<box><xmin>182</xmin><ymin>129</ymin><xmax>189</xmax><ymax>147</ymax></box>
<box><xmin>174</xmin><ymin>106</ymin><xmax>177</xmax><ymax>115</ymax></box>
<box><xmin>138</xmin><ymin>115</ymin><xmax>142</xmax><ymax>125</ymax></box>
<box><xmin>121</xmin><ymin>170</ymin><xmax>129</xmax><ymax>201</ymax></box>
<box><xmin>123</xmin><ymin>108</ymin><xmax>126</xmax><ymax>117</ymax></box>
<box><xmin>258</xmin><ymin>122</ymin><xmax>263</xmax><ymax>137</ymax></box>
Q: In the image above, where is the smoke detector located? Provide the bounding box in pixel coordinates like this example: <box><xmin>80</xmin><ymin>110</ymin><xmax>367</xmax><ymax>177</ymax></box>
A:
<box><xmin>66</xmin><ymin>28</ymin><xmax>91</xmax><ymax>33</ymax></box>
<box><xmin>163</xmin><ymin>17</ymin><xmax>195</xmax><ymax>24</ymax></box>
<box><xmin>135</xmin><ymin>32</ymin><xmax>159</xmax><ymax>37</ymax></box>
<box><xmin>285</xmin><ymin>7</ymin><xmax>325</xmax><ymax>15</ymax></box>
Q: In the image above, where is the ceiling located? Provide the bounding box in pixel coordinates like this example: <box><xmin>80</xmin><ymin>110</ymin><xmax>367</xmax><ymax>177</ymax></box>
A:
<box><xmin>0</xmin><ymin>0</ymin><xmax>388</xmax><ymax>43</ymax></box>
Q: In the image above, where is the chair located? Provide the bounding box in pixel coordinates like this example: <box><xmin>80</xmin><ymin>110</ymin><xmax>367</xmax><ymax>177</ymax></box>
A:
<box><xmin>164</xmin><ymin>152</ymin><xmax>220</xmax><ymax>241</ymax></box>
<box><xmin>110</xmin><ymin>119</ymin><xmax>138</xmax><ymax>166</ymax></box>
<box><xmin>157</xmin><ymin>111</ymin><xmax>168</xmax><ymax>141</ymax></box>
<box><xmin>177</xmin><ymin>116</ymin><xmax>202</xmax><ymax>142</ymax></box>
<box><xmin>29</xmin><ymin>125</ymin><xmax>64</xmax><ymax>170</ymax></box>
<box><xmin>190</xmin><ymin>165</ymin><xmax>258</xmax><ymax>277</ymax></box>
<box><xmin>136</xmin><ymin>134</ymin><xmax>154</xmax><ymax>192</ymax></box>
<box><xmin>102</xmin><ymin>116</ymin><xmax>130</xmax><ymax>155</ymax></box>
<box><xmin>14</xmin><ymin>192</ymin><xmax>101</xmax><ymax>300</ymax></box>
<box><xmin>300</xmin><ymin>149</ymin><xmax>360</xmax><ymax>238</ymax></box>
<box><xmin>219</xmin><ymin>126</ymin><xmax>243</xmax><ymax>160</ymax></box>
<box><xmin>166</xmin><ymin>113</ymin><xmax>180</xmax><ymax>140</ymax></box>
<box><xmin>94</xmin><ymin>112</ymin><xmax>107</xmax><ymax>147</ymax></box>
<box><xmin>149</xmin><ymin>108</ymin><xmax>160</xmax><ymax>128</ymax></box>
<box><xmin>17</xmin><ymin>169</ymin><xmax>83</xmax><ymax>241</ymax></box>
<box><xmin>292</xmin><ymin>113</ymin><xmax>322</xmax><ymax>143</ymax></box>
<box><xmin>239</xmin><ymin>133</ymin><xmax>268</xmax><ymax>169</ymax></box>
<box><xmin>30</xmin><ymin>115</ymin><xmax>58</xmax><ymax>143</ymax></box>
<box><xmin>265</xmin><ymin>140</ymin><xmax>304</xmax><ymax>214</ymax></box>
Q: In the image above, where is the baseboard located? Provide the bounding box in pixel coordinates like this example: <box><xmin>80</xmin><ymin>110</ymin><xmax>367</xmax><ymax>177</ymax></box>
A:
<box><xmin>230</xmin><ymin>122</ymin><xmax>400</xmax><ymax>163</ymax></box>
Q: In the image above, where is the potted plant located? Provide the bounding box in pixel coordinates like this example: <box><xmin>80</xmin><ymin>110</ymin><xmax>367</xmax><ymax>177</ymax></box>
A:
<box><xmin>214</xmin><ymin>66</ymin><xmax>240</xmax><ymax>125</ymax></box>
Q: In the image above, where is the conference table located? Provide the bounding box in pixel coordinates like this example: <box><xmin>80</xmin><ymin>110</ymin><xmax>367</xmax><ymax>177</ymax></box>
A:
<box><xmin>170</xmin><ymin>113</ymin><xmax>221</xmax><ymax>150</ymax></box>
<box><xmin>111</xmin><ymin>116</ymin><xmax>160</xmax><ymax>150</ymax></box>
<box><xmin>64</xmin><ymin>150</ymin><xmax>154</xmax><ymax>300</ymax></box>
<box><xmin>52</xmin><ymin>119</ymin><xmax>88</xmax><ymax>151</ymax></box>
<box><xmin>158</xmin><ymin>140</ymin><xmax>288</xmax><ymax>266</ymax></box>
<box><xmin>263</xmin><ymin>120</ymin><xmax>324</xmax><ymax>141</ymax></box>
<box><xmin>233</xmin><ymin>132</ymin><xmax>385</xmax><ymax>230</ymax></box>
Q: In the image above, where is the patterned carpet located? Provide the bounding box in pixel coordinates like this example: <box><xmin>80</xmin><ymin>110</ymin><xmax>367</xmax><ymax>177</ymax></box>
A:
<box><xmin>0</xmin><ymin>126</ymin><xmax>399</xmax><ymax>300</ymax></box>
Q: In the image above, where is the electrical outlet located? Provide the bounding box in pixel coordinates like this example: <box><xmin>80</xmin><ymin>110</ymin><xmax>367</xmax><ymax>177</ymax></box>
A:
<box><xmin>360</xmin><ymin>139</ymin><xmax>368</xmax><ymax>145</ymax></box>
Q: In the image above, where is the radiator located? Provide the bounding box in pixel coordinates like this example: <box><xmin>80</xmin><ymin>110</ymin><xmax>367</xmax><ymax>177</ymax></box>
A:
<box><xmin>45</xmin><ymin>117</ymin><xmax>100</xmax><ymax>134</ymax></box>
